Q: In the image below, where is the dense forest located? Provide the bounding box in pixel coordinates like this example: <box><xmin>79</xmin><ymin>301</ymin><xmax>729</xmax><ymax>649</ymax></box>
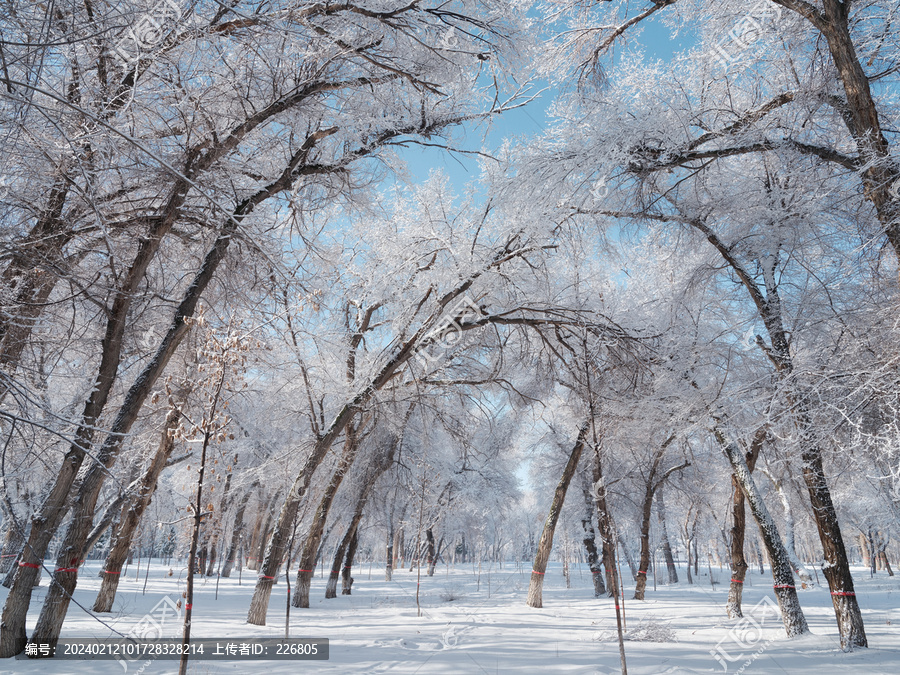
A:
<box><xmin>0</xmin><ymin>0</ymin><xmax>899</xmax><ymax>671</ymax></box>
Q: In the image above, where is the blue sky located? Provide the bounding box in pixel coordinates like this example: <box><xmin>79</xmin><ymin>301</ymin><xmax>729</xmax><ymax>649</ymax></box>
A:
<box><xmin>397</xmin><ymin>15</ymin><xmax>692</xmax><ymax>193</ymax></box>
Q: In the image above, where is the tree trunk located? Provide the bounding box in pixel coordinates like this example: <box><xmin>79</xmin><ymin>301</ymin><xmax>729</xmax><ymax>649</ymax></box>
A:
<box><xmin>762</xmin><ymin>468</ymin><xmax>814</xmax><ymax>588</ymax></box>
<box><xmin>341</xmin><ymin>529</ymin><xmax>359</xmax><ymax>595</ymax></box>
<box><xmin>1</xmin><ymin>158</ymin><xmax>205</xmax><ymax>657</ymax></box>
<box><xmin>656</xmin><ymin>487</ymin><xmax>678</xmax><ymax>584</ymax></box>
<box><xmin>727</xmin><ymin>426</ymin><xmax>764</xmax><ymax>618</ymax></box>
<box><xmin>292</xmin><ymin>425</ymin><xmax>362</xmax><ymax>609</ymax></box>
<box><xmin>425</xmin><ymin>528</ymin><xmax>436</xmax><ymax>577</ymax></box>
<box><xmin>24</xmin><ymin>213</ymin><xmax>244</xmax><ymax>654</ymax></box>
<box><xmin>385</xmin><ymin>529</ymin><xmax>394</xmax><ymax>582</ymax></box>
<box><xmin>178</xmin><ymin>422</ymin><xmax>214</xmax><ymax>675</ymax></box>
<box><xmin>93</xmin><ymin>406</ymin><xmax>181</xmax><ymax>613</ymax></box>
<box><xmin>205</xmin><ymin>536</ymin><xmax>218</xmax><ymax>576</ymax></box>
<box><xmin>0</xmin><ymin>521</ymin><xmax>24</xmax><ymax>576</ymax></box>
<box><xmin>879</xmin><ymin>551</ymin><xmax>894</xmax><ymax>577</ymax></box>
<box><xmin>697</xmin><ymin>206</ymin><xmax>867</xmax><ymax>649</ymax></box>
<box><xmin>221</xmin><ymin>484</ymin><xmax>257</xmax><ymax>578</ymax></box>
<box><xmin>800</xmin><ymin>442</ymin><xmax>866</xmax><ymax>649</ymax></box>
<box><xmin>526</xmin><ymin>423</ymin><xmax>588</xmax><ymax>609</ymax></box>
<box><xmin>579</xmin><ymin>474</ymin><xmax>605</xmax><ymax>597</ymax></box>
<box><xmin>634</xmin><ymin>478</ymin><xmax>655</xmax><ymax>600</ymax></box>
<box><xmin>715</xmin><ymin>427</ymin><xmax>809</xmax><ymax>638</ymax></box>
<box><xmin>325</xmin><ymin>536</ymin><xmax>347</xmax><ymax>600</ymax></box>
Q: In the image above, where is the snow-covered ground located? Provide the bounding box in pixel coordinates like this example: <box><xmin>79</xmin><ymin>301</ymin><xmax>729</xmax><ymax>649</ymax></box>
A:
<box><xmin>2</xmin><ymin>560</ymin><xmax>899</xmax><ymax>674</ymax></box>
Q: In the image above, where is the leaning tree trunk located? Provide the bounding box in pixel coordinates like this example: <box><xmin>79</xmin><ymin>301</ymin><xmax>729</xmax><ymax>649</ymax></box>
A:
<box><xmin>245</xmin><ymin>502</ymin><xmax>267</xmax><ymax>572</ymax></box>
<box><xmin>341</xmin><ymin>529</ymin><xmax>360</xmax><ymax>595</ymax></box>
<box><xmin>205</xmin><ymin>537</ymin><xmax>218</xmax><ymax>577</ymax></box>
<box><xmin>25</xmin><ymin>214</ymin><xmax>245</xmax><ymax>654</ymax></box>
<box><xmin>292</xmin><ymin>426</ymin><xmax>362</xmax><ymax>609</ymax></box>
<box><xmin>591</xmin><ymin>455</ymin><xmax>618</xmax><ymax>599</ymax></box>
<box><xmin>327</xmin><ymin>424</ymin><xmax>403</xmax><ymax>596</ymax></box>
<box><xmin>696</xmin><ymin>208</ymin><xmax>865</xmax><ymax>649</ymax></box>
<box><xmin>0</xmin><ymin>162</ymin><xmax>205</xmax><ymax>657</ymax></box>
<box><xmin>727</xmin><ymin>426</ymin><xmax>764</xmax><ymax>618</ymax></box>
<box><xmin>221</xmin><ymin>484</ymin><xmax>257</xmax><ymax>578</ymax></box>
<box><xmin>579</xmin><ymin>474</ymin><xmax>605</xmax><ymax>597</ymax></box>
<box><xmin>526</xmin><ymin>423</ymin><xmax>588</xmax><ymax>609</ymax></box>
<box><xmin>203</xmin><ymin>467</ymin><xmax>234</xmax><ymax>578</ymax></box>
<box><xmin>246</xmin><ymin>408</ymin><xmax>364</xmax><ymax>625</ymax></box>
<box><xmin>762</xmin><ymin>468</ymin><xmax>814</xmax><ymax>587</ymax></box>
<box><xmin>0</xmin><ymin>519</ymin><xmax>24</xmax><ymax>576</ymax></box>
<box><xmin>799</xmin><ymin>437</ymin><xmax>866</xmax><ymax>649</ymax></box>
<box><xmin>715</xmin><ymin>427</ymin><xmax>809</xmax><ymax>638</ymax></box>
<box><xmin>325</xmin><ymin>489</ymin><xmax>374</xmax><ymax>599</ymax></box>
<box><xmin>633</xmin><ymin>480</ymin><xmax>655</xmax><ymax>600</ymax></box>
<box><xmin>425</xmin><ymin>528</ymin><xmax>437</xmax><ymax>576</ymax></box>
<box><xmin>325</xmin><ymin>530</ymin><xmax>351</xmax><ymax>600</ymax></box>
<box><xmin>656</xmin><ymin>486</ymin><xmax>678</xmax><ymax>585</ymax></box>
<box><xmin>632</xmin><ymin>436</ymin><xmax>681</xmax><ymax>600</ymax></box>
<box><xmin>93</xmin><ymin>405</ymin><xmax>181</xmax><ymax>612</ymax></box>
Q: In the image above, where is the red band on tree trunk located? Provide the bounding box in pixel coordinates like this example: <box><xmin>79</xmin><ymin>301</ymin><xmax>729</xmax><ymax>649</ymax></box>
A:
<box><xmin>831</xmin><ymin>591</ymin><xmax>856</xmax><ymax>596</ymax></box>
<box><xmin>186</xmin><ymin>603</ymin><xmax>193</xmax><ymax>610</ymax></box>
<box><xmin>731</xmin><ymin>579</ymin><xmax>743</xmax><ymax>583</ymax></box>
<box><xmin>19</xmin><ymin>562</ymin><xmax>40</xmax><ymax>569</ymax></box>
<box><xmin>532</xmin><ymin>570</ymin><xmax>545</xmax><ymax>575</ymax></box>
<box><xmin>259</xmin><ymin>574</ymin><xmax>275</xmax><ymax>580</ymax></box>
<box><xmin>773</xmin><ymin>584</ymin><xmax>795</xmax><ymax>589</ymax></box>
<box><xmin>298</xmin><ymin>569</ymin><xmax>313</xmax><ymax>573</ymax></box>
<box><xmin>104</xmin><ymin>570</ymin><xmax>121</xmax><ymax>575</ymax></box>
<box><xmin>56</xmin><ymin>568</ymin><xmax>78</xmax><ymax>573</ymax></box>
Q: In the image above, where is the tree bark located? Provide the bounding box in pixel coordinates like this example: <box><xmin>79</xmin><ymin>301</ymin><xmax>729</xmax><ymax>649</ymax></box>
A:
<box><xmin>385</xmin><ymin>527</ymin><xmax>394</xmax><ymax>581</ymax></box>
<box><xmin>93</xmin><ymin>405</ymin><xmax>181</xmax><ymax>612</ymax></box>
<box><xmin>221</xmin><ymin>483</ymin><xmax>257</xmax><ymax>578</ymax></box>
<box><xmin>633</xmin><ymin>435</ymin><xmax>680</xmax><ymax>600</ymax></box>
<box><xmin>579</xmin><ymin>474</ymin><xmax>605</xmax><ymax>597</ymax></box>
<box><xmin>656</xmin><ymin>486</ymin><xmax>678</xmax><ymax>585</ymax></box>
<box><xmin>727</xmin><ymin>426</ymin><xmax>764</xmax><ymax>618</ymax></box>
<box><xmin>715</xmin><ymin>427</ymin><xmax>809</xmax><ymax>638</ymax></box>
<box><xmin>25</xmin><ymin>213</ymin><xmax>241</xmax><ymax>652</ymax></box>
<box><xmin>693</xmin><ymin>205</ymin><xmax>867</xmax><ymax>649</ymax></box>
<box><xmin>292</xmin><ymin>424</ymin><xmax>362</xmax><ymax>608</ymax></box>
<box><xmin>526</xmin><ymin>423</ymin><xmax>588</xmax><ymax>608</ymax></box>
<box><xmin>425</xmin><ymin>528</ymin><xmax>436</xmax><ymax>576</ymax></box>
<box><xmin>762</xmin><ymin>468</ymin><xmax>814</xmax><ymax>587</ymax></box>
<box><xmin>341</xmin><ymin>529</ymin><xmax>359</xmax><ymax>595</ymax></box>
